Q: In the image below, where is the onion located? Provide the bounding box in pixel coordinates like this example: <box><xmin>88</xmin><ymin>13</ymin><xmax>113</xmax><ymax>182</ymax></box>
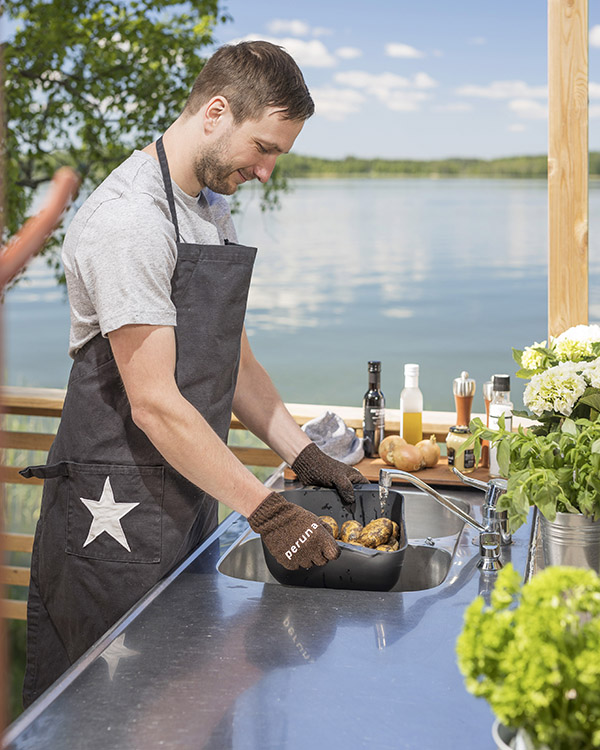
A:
<box><xmin>378</xmin><ymin>435</ymin><xmax>407</xmax><ymax>465</ymax></box>
<box><xmin>416</xmin><ymin>435</ymin><xmax>441</xmax><ymax>468</ymax></box>
<box><xmin>392</xmin><ymin>442</ymin><xmax>425</xmax><ymax>472</ymax></box>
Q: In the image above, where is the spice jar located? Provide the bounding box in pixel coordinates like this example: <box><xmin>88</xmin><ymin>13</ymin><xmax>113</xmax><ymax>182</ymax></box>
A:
<box><xmin>446</xmin><ymin>426</ymin><xmax>476</xmax><ymax>474</ymax></box>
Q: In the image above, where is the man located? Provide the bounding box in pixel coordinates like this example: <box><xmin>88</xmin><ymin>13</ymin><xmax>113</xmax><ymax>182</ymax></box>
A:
<box><xmin>21</xmin><ymin>41</ymin><xmax>365</xmax><ymax>706</ymax></box>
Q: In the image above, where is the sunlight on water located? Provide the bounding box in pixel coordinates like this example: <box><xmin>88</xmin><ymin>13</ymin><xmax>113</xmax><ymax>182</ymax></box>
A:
<box><xmin>5</xmin><ymin>178</ymin><xmax>600</xmax><ymax>414</ymax></box>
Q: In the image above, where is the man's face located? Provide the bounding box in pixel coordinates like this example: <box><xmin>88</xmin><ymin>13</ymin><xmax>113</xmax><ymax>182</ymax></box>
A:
<box><xmin>194</xmin><ymin>107</ymin><xmax>304</xmax><ymax>195</ymax></box>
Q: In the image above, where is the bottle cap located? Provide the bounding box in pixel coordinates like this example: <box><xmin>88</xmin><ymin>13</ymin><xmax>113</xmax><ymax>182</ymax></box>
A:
<box><xmin>404</xmin><ymin>363</ymin><xmax>419</xmax><ymax>377</ymax></box>
<box><xmin>492</xmin><ymin>374</ymin><xmax>510</xmax><ymax>392</ymax></box>
<box><xmin>453</xmin><ymin>371</ymin><xmax>476</xmax><ymax>398</ymax></box>
<box><xmin>368</xmin><ymin>361</ymin><xmax>381</xmax><ymax>373</ymax></box>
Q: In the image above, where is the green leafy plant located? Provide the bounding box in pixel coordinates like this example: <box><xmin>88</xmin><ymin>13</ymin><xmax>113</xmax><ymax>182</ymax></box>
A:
<box><xmin>457</xmin><ymin>564</ymin><xmax>600</xmax><ymax>750</ymax></box>
<box><xmin>462</xmin><ymin>417</ymin><xmax>600</xmax><ymax>531</ymax></box>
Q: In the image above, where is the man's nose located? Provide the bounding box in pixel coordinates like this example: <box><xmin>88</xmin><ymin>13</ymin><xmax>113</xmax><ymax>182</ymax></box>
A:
<box><xmin>253</xmin><ymin>154</ymin><xmax>278</xmax><ymax>183</ymax></box>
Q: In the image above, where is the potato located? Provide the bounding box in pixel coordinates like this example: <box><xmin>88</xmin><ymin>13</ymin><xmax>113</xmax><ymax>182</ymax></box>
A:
<box><xmin>390</xmin><ymin>521</ymin><xmax>400</xmax><ymax>540</ymax></box>
<box><xmin>318</xmin><ymin>515</ymin><xmax>339</xmax><ymax>539</ymax></box>
<box><xmin>375</xmin><ymin>544</ymin><xmax>395</xmax><ymax>552</ymax></box>
<box><xmin>358</xmin><ymin>518</ymin><xmax>393</xmax><ymax>548</ymax></box>
<box><xmin>339</xmin><ymin>520</ymin><xmax>363</xmax><ymax>543</ymax></box>
<box><xmin>388</xmin><ymin>538</ymin><xmax>400</xmax><ymax>551</ymax></box>
<box><xmin>378</xmin><ymin>435</ymin><xmax>407</xmax><ymax>465</ymax></box>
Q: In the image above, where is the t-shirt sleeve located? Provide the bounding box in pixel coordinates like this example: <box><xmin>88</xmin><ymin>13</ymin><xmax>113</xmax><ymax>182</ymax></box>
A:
<box><xmin>73</xmin><ymin>195</ymin><xmax>178</xmax><ymax>336</ymax></box>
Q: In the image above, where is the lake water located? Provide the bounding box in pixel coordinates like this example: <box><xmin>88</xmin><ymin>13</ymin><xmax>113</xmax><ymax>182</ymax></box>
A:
<box><xmin>5</xmin><ymin>177</ymin><xmax>600</xmax><ymax>414</ymax></box>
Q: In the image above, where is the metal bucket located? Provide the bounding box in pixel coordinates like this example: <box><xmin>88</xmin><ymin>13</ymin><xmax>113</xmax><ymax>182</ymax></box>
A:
<box><xmin>492</xmin><ymin>720</ymin><xmax>544</xmax><ymax>750</ymax></box>
<box><xmin>539</xmin><ymin>511</ymin><xmax>600</xmax><ymax>572</ymax></box>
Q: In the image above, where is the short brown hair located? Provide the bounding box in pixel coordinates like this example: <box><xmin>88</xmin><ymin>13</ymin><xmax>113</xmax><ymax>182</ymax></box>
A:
<box><xmin>184</xmin><ymin>41</ymin><xmax>314</xmax><ymax>123</ymax></box>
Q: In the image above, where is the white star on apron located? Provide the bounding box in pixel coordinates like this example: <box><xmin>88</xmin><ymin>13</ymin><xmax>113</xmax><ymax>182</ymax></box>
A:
<box><xmin>80</xmin><ymin>476</ymin><xmax>139</xmax><ymax>552</ymax></box>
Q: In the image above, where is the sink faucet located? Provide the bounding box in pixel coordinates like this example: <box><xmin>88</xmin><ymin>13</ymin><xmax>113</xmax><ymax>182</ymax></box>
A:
<box><xmin>379</xmin><ymin>468</ymin><xmax>508</xmax><ymax>572</ymax></box>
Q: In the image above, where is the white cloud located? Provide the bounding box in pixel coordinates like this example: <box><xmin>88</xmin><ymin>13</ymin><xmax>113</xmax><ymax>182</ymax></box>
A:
<box><xmin>386</xmin><ymin>91</ymin><xmax>430</xmax><ymax>112</ymax></box>
<box><xmin>508</xmin><ymin>123</ymin><xmax>526</xmax><ymax>132</ymax></box>
<box><xmin>267</xmin><ymin>19</ymin><xmax>311</xmax><ymax>37</ymax></box>
<box><xmin>590</xmin><ymin>25</ymin><xmax>600</xmax><ymax>47</ymax></box>
<box><xmin>468</xmin><ymin>37</ymin><xmax>487</xmax><ymax>46</ymax></box>
<box><xmin>336</xmin><ymin>46</ymin><xmax>363</xmax><ymax>60</ymax></box>
<box><xmin>414</xmin><ymin>72</ymin><xmax>438</xmax><ymax>89</ymax></box>
<box><xmin>385</xmin><ymin>42</ymin><xmax>425</xmax><ymax>59</ymax></box>
<box><xmin>230</xmin><ymin>34</ymin><xmax>337</xmax><ymax>67</ymax></box>
<box><xmin>457</xmin><ymin>80</ymin><xmax>547</xmax><ymax>99</ymax></box>
<box><xmin>508</xmin><ymin>98</ymin><xmax>548</xmax><ymax>119</ymax></box>
<box><xmin>589</xmin><ymin>82</ymin><xmax>600</xmax><ymax>99</ymax></box>
<box><xmin>589</xmin><ymin>105</ymin><xmax>600</xmax><ymax>119</ymax></box>
<box><xmin>335</xmin><ymin>71</ymin><xmax>410</xmax><ymax>90</ymax></box>
<box><xmin>332</xmin><ymin>70</ymin><xmax>434</xmax><ymax>112</ymax></box>
<box><xmin>310</xmin><ymin>86</ymin><xmax>365</xmax><ymax>121</ymax></box>
<box><xmin>431</xmin><ymin>102</ymin><xmax>473</xmax><ymax>113</ymax></box>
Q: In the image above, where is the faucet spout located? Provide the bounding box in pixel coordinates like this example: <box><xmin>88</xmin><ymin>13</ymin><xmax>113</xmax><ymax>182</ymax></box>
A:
<box><xmin>379</xmin><ymin>468</ymin><xmax>503</xmax><ymax>571</ymax></box>
<box><xmin>379</xmin><ymin>468</ymin><xmax>485</xmax><ymax>533</ymax></box>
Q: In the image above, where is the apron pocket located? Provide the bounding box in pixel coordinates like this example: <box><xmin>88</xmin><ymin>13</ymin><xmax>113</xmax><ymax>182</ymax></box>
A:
<box><xmin>24</xmin><ymin>461</ymin><xmax>164</xmax><ymax>564</ymax></box>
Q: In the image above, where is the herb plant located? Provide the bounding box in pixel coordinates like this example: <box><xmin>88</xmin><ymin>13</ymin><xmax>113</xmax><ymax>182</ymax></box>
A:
<box><xmin>456</xmin><ymin>564</ymin><xmax>600</xmax><ymax>750</ymax></box>
<box><xmin>463</xmin><ymin>417</ymin><xmax>600</xmax><ymax>531</ymax></box>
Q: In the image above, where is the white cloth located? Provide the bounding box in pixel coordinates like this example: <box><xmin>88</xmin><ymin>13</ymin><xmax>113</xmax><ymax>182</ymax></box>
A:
<box><xmin>302</xmin><ymin>411</ymin><xmax>364</xmax><ymax>465</ymax></box>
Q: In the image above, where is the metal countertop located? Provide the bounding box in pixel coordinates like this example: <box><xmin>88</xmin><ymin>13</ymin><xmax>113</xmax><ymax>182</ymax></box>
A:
<box><xmin>4</xmin><ymin>476</ymin><xmax>534</xmax><ymax>750</ymax></box>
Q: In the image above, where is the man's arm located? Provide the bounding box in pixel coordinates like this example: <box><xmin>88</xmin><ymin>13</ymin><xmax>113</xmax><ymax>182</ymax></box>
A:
<box><xmin>108</xmin><ymin>324</ymin><xmax>269</xmax><ymax>517</ymax></box>
<box><xmin>232</xmin><ymin>328</ymin><xmax>311</xmax><ymax>465</ymax></box>
<box><xmin>232</xmin><ymin>329</ymin><xmax>368</xmax><ymax>504</ymax></box>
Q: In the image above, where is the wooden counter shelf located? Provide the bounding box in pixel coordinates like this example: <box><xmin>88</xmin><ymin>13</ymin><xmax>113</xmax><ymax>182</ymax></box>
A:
<box><xmin>285</xmin><ymin>455</ymin><xmax>491</xmax><ymax>487</ymax></box>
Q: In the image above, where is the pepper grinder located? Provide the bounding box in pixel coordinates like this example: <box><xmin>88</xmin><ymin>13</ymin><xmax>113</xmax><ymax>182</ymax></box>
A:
<box><xmin>481</xmin><ymin>381</ymin><xmax>493</xmax><ymax>469</ymax></box>
<box><xmin>454</xmin><ymin>371</ymin><xmax>476</xmax><ymax>426</ymax></box>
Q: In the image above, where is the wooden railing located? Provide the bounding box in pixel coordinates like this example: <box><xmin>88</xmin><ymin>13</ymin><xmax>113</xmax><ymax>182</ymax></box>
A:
<box><xmin>1</xmin><ymin>385</ymin><xmax>472</xmax><ymax>620</ymax></box>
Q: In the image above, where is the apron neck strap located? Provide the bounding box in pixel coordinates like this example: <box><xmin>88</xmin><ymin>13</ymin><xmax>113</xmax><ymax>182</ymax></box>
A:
<box><xmin>156</xmin><ymin>135</ymin><xmax>181</xmax><ymax>243</ymax></box>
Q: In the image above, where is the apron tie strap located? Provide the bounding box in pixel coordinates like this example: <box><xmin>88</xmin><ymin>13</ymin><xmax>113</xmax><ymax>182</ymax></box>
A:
<box><xmin>20</xmin><ymin>462</ymin><xmax>70</xmax><ymax>480</ymax></box>
<box><xmin>156</xmin><ymin>136</ymin><xmax>181</xmax><ymax>243</ymax></box>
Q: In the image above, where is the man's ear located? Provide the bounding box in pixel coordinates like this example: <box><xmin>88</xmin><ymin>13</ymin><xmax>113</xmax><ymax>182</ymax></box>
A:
<box><xmin>203</xmin><ymin>96</ymin><xmax>230</xmax><ymax>135</ymax></box>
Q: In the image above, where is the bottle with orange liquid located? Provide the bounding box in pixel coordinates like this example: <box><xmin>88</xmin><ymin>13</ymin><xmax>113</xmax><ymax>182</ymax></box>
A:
<box><xmin>399</xmin><ymin>363</ymin><xmax>423</xmax><ymax>444</ymax></box>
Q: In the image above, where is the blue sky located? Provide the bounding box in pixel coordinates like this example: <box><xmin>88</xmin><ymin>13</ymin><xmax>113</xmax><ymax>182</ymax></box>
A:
<box><xmin>213</xmin><ymin>0</ymin><xmax>600</xmax><ymax>160</ymax></box>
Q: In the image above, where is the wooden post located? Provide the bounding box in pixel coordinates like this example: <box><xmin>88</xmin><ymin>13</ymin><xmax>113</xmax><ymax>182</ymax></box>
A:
<box><xmin>548</xmin><ymin>0</ymin><xmax>589</xmax><ymax>338</ymax></box>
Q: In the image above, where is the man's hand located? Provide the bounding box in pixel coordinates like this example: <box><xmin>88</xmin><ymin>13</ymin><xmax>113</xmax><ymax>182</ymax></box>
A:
<box><xmin>291</xmin><ymin>442</ymin><xmax>368</xmax><ymax>505</ymax></box>
<box><xmin>248</xmin><ymin>491</ymin><xmax>340</xmax><ymax>570</ymax></box>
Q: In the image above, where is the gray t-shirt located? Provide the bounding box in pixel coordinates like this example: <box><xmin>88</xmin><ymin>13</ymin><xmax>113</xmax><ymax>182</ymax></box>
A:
<box><xmin>62</xmin><ymin>150</ymin><xmax>238</xmax><ymax>357</ymax></box>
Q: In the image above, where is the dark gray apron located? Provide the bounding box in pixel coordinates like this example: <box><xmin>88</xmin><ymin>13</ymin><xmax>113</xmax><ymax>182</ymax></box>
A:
<box><xmin>20</xmin><ymin>136</ymin><xmax>257</xmax><ymax>706</ymax></box>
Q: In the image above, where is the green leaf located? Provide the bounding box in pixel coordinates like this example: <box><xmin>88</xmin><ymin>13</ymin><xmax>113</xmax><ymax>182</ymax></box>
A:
<box><xmin>579</xmin><ymin>391</ymin><xmax>600</xmax><ymax>412</ymax></box>
<box><xmin>512</xmin><ymin>348</ymin><xmax>524</xmax><ymax>366</ymax></box>
<box><xmin>591</xmin><ymin>439</ymin><xmax>600</xmax><ymax>455</ymax></box>
<box><xmin>497</xmin><ymin>438</ymin><xmax>510</xmax><ymax>477</ymax></box>
<box><xmin>561</xmin><ymin>418</ymin><xmax>577</xmax><ymax>436</ymax></box>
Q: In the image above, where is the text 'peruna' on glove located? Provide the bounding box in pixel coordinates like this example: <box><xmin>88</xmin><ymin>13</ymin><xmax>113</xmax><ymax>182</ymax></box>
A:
<box><xmin>248</xmin><ymin>491</ymin><xmax>340</xmax><ymax>571</ymax></box>
<box><xmin>291</xmin><ymin>441</ymin><xmax>367</xmax><ymax>505</ymax></box>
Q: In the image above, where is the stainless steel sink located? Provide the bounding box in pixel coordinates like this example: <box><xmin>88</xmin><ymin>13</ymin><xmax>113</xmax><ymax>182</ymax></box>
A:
<box><xmin>218</xmin><ymin>489</ymin><xmax>470</xmax><ymax>592</ymax></box>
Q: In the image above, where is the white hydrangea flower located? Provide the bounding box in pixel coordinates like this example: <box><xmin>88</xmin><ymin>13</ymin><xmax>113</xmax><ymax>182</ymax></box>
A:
<box><xmin>524</xmin><ymin>361</ymin><xmax>587</xmax><ymax>416</ymax></box>
<box><xmin>579</xmin><ymin>358</ymin><xmax>600</xmax><ymax>389</ymax></box>
<box><xmin>521</xmin><ymin>341</ymin><xmax>547</xmax><ymax>370</ymax></box>
<box><xmin>553</xmin><ymin>324</ymin><xmax>600</xmax><ymax>362</ymax></box>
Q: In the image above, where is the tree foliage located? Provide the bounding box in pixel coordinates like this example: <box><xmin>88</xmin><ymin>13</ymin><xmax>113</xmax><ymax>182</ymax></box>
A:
<box><xmin>3</xmin><ymin>0</ymin><xmax>230</xmax><ymax>276</ymax></box>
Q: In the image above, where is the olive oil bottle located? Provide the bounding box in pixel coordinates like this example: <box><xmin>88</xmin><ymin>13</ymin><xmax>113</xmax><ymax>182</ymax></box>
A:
<box><xmin>400</xmin><ymin>364</ymin><xmax>423</xmax><ymax>445</ymax></box>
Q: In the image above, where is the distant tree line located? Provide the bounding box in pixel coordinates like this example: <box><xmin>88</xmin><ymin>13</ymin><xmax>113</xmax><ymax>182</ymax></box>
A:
<box><xmin>278</xmin><ymin>153</ymin><xmax>600</xmax><ymax>179</ymax></box>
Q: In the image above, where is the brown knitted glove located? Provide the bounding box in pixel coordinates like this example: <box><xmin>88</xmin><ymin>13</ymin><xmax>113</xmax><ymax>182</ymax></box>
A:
<box><xmin>248</xmin><ymin>491</ymin><xmax>340</xmax><ymax>570</ymax></box>
<box><xmin>291</xmin><ymin>442</ymin><xmax>368</xmax><ymax>505</ymax></box>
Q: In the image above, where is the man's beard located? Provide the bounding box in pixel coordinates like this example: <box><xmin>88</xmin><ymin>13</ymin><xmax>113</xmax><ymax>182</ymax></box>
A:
<box><xmin>193</xmin><ymin>135</ymin><xmax>238</xmax><ymax>195</ymax></box>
